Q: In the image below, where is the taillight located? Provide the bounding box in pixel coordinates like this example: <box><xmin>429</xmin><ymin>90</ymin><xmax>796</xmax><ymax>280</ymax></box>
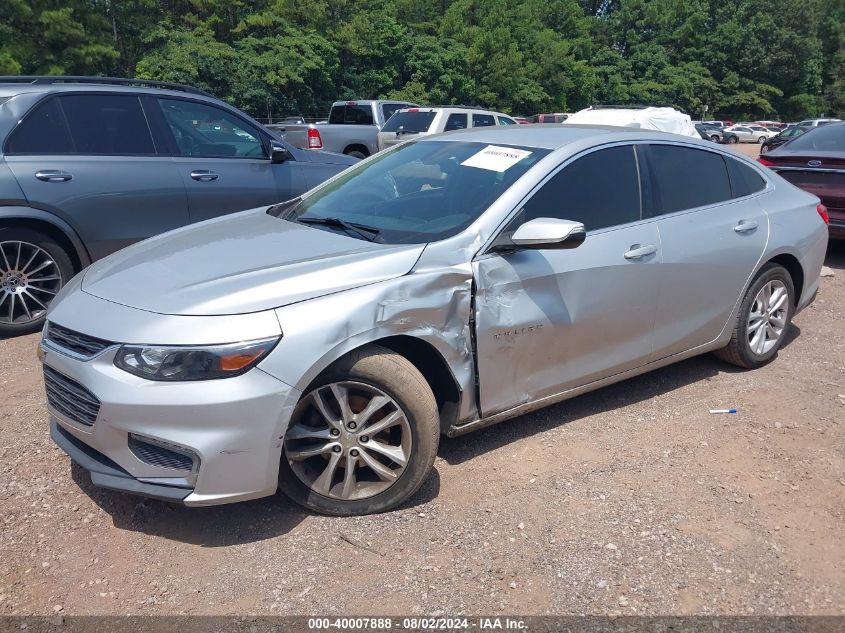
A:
<box><xmin>757</xmin><ymin>157</ymin><xmax>775</xmax><ymax>167</ymax></box>
<box><xmin>817</xmin><ymin>203</ymin><xmax>830</xmax><ymax>225</ymax></box>
<box><xmin>307</xmin><ymin>128</ymin><xmax>323</xmax><ymax>149</ymax></box>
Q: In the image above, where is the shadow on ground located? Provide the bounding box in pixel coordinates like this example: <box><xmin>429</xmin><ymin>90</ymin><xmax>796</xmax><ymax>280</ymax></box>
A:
<box><xmin>824</xmin><ymin>240</ymin><xmax>845</xmax><ymax>270</ymax></box>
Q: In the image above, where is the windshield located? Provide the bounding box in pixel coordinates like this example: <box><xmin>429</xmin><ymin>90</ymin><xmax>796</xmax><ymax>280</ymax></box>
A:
<box><xmin>274</xmin><ymin>140</ymin><xmax>548</xmax><ymax>244</ymax></box>
<box><xmin>381</xmin><ymin>111</ymin><xmax>437</xmax><ymax>134</ymax></box>
<box><xmin>783</xmin><ymin>124</ymin><xmax>845</xmax><ymax>152</ymax></box>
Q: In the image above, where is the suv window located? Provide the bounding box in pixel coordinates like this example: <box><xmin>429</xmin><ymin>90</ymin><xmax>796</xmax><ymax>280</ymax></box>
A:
<box><xmin>5</xmin><ymin>97</ymin><xmax>73</xmax><ymax>154</ymax></box>
<box><xmin>59</xmin><ymin>94</ymin><xmax>155</xmax><ymax>155</ymax></box>
<box><xmin>519</xmin><ymin>145</ymin><xmax>641</xmax><ymax>231</ymax></box>
<box><xmin>472</xmin><ymin>114</ymin><xmax>496</xmax><ymax>127</ymax></box>
<box><xmin>157</xmin><ymin>98</ymin><xmax>265</xmax><ymax>158</ymax></box>
<box><xmin>444</xmin><ymin>113</ymin><xmax>468</xmax><ymax>132</ymax></box>
<box><xmin>647</xmin><ymin>145</ymin><xmax>731</xmax><ymax>214</ymax></box>
<box><xmin>498</xmin><ymin>117</ymin><xmax>517</xmax><ymax>125</ymax></box>
<box><xmin>381</xmin><ymin>111</ymin><xmax>437</xmax><ymax>134</ymax></box>
<box><xmin>329</xmin><ymin>103</ymin><xmax>374</xmax><ymax>125</ymax></box>
<box><xmin>725</xmin><ymin>158</ymin><xmax>766</xmax><ymax>198</ymax></box>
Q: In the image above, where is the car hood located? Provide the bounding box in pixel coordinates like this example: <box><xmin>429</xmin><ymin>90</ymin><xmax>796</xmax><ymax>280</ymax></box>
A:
<box><xmin>81</xmin><ymin>209</ymin><xmax>424</xmax><ymax>316</ymax></box>
<box><xmin>301</xmin><ymin>149</ymin><xmax>359</xmax><ymax>166</ymax></box>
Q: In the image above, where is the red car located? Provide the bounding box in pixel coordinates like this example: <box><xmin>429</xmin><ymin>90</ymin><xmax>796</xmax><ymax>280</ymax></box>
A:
<box><xmin>758</xmin><ymin>122</ymin><xmax>844</xmax><ymax>238</ymax></box>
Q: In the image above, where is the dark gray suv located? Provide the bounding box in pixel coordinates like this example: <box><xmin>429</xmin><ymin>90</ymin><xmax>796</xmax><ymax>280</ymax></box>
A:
<box><xmin>0</xmin><ymin>76</ymin><xmax>356</xmax><ymax>336</ymax></box>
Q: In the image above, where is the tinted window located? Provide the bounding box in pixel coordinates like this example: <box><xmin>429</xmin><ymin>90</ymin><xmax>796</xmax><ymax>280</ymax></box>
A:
<box><xmin>498</xmin><ymin>117</ymin><xmax>517</xmax><ymax>125</ymax></box>
<box><xmin>473</xmin><ymin>114</ymin><xmax>496</xmax><ymax>127</ymax></box>
<box><xmin>647</xmin><ymin>145</ymin><xmax>731</xmax><ymax>214</ymax></box>
<box><xmin>328</xmin><ymin>104</ymin><xmax>374</xmax><ymax>125</ymax></box>
<box><xmin>380</xmin><ymin>111</ymin><xmax>436</xmax><ymax>133</ymax></box>
<box><xmin>726</xmin><ymin>158</ymin><xmax>766</xmax><ymax>198</ymax></box>
<box><xmin>60</xmin><ymin>95</ymin><xmax>155</xmax><ymax>155</ymax></box>
<box><xmin>381</xmin><ymin>103</ymin><xmax>409</xmax><ymax>123</ymax></box>
<box><xmin>157</xmin><ymin>98</ymin><xmax>265</xmax><ymax>158</ymax></box>
<box><xmin>781</xmin><ymin>123</ymin><xmax>845</xmax><ymax>152</ymax></box>
<box><xmin>444</xmin><ymin>113</ymin><xmax>467</xmax><ymax>131</ymax></box>
<box><xmin>5</xmin><ymin>97</ymin><xmax>73</xmax><ymax>154</ymax></box>
<box><xmin>520</xmin><ymin>146</ymin><xmax>641</xmax><ymax>231</ymax></box>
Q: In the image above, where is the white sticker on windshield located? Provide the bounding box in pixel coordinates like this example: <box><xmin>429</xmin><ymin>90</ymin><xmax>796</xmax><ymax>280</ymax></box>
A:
<box><xmin>461</xmin><ymin>145</ymin><xmax>533</xmax><ymax>172</ymax></box>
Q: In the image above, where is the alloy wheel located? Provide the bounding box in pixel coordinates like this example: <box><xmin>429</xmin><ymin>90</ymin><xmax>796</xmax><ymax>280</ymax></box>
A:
<box><xmin>747</xmin><ymin>280</ymin><xmax>788</xmax><ymax>355</ymax></box>
<box><xmin>284</xmin><ymin>381</ymin><xmax>412</xmax><ymax>501</ymax></box>
<box><xmin>0</xmin><ymin>241</ymin><xmax>62</xmax><ymax>326</ymax></box>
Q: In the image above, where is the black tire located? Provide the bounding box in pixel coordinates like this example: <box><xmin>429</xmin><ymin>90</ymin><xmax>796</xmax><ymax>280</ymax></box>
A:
<box><xmin>344</xmin><ymin>149</ymin><xmax>368</xmax><ymax>159</ymax></box>
<box><xmin>727</xmin><ymin>135</ymin><xmax>738</xmax><ymax>144</ymax></box>
<box><xmin>760</xmin><ymin>143</ymin><xmax>769</xmax><ymax>154</ymax></box>
<box><xmin>278</xmin><ymin>344</ymin><xmax>439</xmax><ymax>515</ymax></box>
<box><xmin>757</xmin><ymin>136</ymin><xmax>767</xmax><ymax>144</ymax></box>
<box><xmin>713</xmin><ymin>263</ymin><xmax>795</xmax><ymax>369</ymax></box>
<box><xmin>0</xmin><ymin>227</ymin><xmax>74</xmax><ymax>337</ymax></box>
<box><xmin>710</xmin><ymin>135</ymin><xmax>720</xmax><ymax>142</ymax></box>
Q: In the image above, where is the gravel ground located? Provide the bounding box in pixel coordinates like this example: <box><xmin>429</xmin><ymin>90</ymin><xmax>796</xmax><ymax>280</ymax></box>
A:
<box><xmin>1</xmin><ymin>145</ymin><xmax>842</xmax><ymax>616</ymax></box>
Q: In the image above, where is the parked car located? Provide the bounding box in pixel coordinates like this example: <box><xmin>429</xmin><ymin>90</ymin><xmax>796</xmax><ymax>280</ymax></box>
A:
<box><xmin>723</xmin><ymin>125</ymin><xmax>774</xmax><ymax>143</ymax></box>
<box><xmin>514</xmin><ymin>117</ymin><xmax>531</xmax><ymax>125</ymax></box>
<box><xmin>0</xmin><ymin>76</ymin><xmax>356</xmax><ymax>336</ymax></box>
<box><xmin>760</xmin><ymin>125</ymin><xmax>809</xmax><ymax>153</ymax></box>
<box><xmin>704</xmin><ymin>119</ymin><xmax>734</xmax><ymax>127</ymax></box>
<box><xmin>797</xmin><ymin>118</ymin><xmax>841</xmax><ymax>127</ymax></box>
<box><xmin>695</xmin><ymin>123</ymin><xmax>722</xmax><ymax>142</ymax></box>
<box><xmin>376</xmin><ymin>106</ymin><xmax>517</xmax><ymax>151</ymax></box>
<box><xmin>271</xmin><ymin>100</ymin><xmax>417</xmax><ymax>159</ymax></box>
<box><xmin>41</xmin><ymin>125</ymin><xmax>827</xmax><ymax>515</ymax></box>
<box><xmin>529</xmin><ymin>113</ymin><xmax>569</xmax><ymax>123</ymax></box>
<box><xmin>759</xmin><ymin>122</ymin><xmax>844</xmax><ymax>238</ymax></box>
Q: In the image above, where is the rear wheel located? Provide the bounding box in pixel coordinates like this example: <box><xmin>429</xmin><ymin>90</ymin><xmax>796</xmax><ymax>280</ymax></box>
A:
<box><xmin>726</xmin><ymin>135</ymin><xmax>738</xmax><ymax>144</ymax></box>
<box><xmin>714</xmin><ymin>263</ymin><xmax>794</xmax><ymax>369</ymax></box>
<box><xmin>0</xmin><ymin>228</ymin><xmax>74</xmax><ymax>336</ymax></box>
<box><xmin>278</xmin><ymin>345</ymin><xmax>439</xmax><ymax>515</ymax></box>
<box><xmin>344</xmin><ymin>149</ymin><xmax>367</xmax><ymax>160</ymax></box>
<box><xmin>757</xmin><ymin>136</ymin><xmax>767</xmax><ymax>144</ymax></box>
<box><xmin>710</xmin><ymin>134</ymin><xmax>720</xmax><ymax>142</ymax></box>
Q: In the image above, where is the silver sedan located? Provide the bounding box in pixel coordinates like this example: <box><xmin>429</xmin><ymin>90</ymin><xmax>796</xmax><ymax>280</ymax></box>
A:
<box><xmin>40</xmin><ymin>126</ymin><xmax>829</xmax><ymax>515</ymax></box>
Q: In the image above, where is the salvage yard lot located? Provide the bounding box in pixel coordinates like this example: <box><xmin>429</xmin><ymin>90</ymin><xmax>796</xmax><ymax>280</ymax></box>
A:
<box><xmin>1</xmin><ymin>157</ymin><xmax>843</xmax><ymax>617</ymax></box>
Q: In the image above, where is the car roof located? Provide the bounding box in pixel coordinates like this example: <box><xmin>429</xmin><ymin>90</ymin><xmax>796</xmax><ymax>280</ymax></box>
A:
<box><xmin>0</xmin><ymin>81</ymin><xmax>218</xmax><ymax>102</ymax></box>
<box><xmin>418</xmin><ymin>123</ymin><xmax>672</xmax><ymax>150</ymax></box>
<box><xmin>396</xmin><ymin>106</ymin><xmax>513</xmax><ymax>118</ymax></box>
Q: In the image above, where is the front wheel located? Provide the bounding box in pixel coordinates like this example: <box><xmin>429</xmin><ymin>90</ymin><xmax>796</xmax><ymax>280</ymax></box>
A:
<box><xmin>0</xmin><ymin>228</ymin><xmax>74</xmax><ymax>336</ymax></box>
<box><xmin>278</xmin><ymin>345</ymin><xmax>439</xmax><ymax>515</ymax></box>
<box><xmin>727</xmin><ymin>135</ymin><xmax>738</xmax><ymax>144</ymax></box>
<box><xmin>757</xmin><ymin>136</ymin><xmax>767</xmax><ymax>144</ymax></box>
<box><xmin>710</xmin><ymin>135</ymin><xmax>720</xmax><ymax>142</ymax></box>
<box><xmin>713</xmin><ymin>263</ymin><xmax>795</xmax><ymax>369</ymax></box>
<box><xmin>760</xmin><ymin>144</ymin><xmax>769</xmax><ymax>154</ymax></box>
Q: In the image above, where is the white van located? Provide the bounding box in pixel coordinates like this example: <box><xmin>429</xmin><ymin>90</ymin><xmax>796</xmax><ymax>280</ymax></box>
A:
<box><xmin>377</xmin><ymin>107</ymin><xmax>517</xmax><ymax>151</ymax></box>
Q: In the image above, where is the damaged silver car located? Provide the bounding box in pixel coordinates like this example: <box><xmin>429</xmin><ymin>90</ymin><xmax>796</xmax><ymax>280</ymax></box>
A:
<box><xmin>40</xmin><ymin>126</ymin><xmax>829</xmax><ymax>515</ymax></box>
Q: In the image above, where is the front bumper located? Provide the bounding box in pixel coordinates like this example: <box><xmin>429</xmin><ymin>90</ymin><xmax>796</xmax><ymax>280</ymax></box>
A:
<box><xmin>42</xmin><ymin>332</ymin><xmax>301</xmax><ymax>507</ymax></box>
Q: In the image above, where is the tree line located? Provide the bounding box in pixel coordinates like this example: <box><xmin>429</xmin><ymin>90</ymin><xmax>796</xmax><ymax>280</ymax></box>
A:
<box><xmin>1</xmin><ymin>0</ymin><xmax>843</xmax><ymax>121</ymax></box>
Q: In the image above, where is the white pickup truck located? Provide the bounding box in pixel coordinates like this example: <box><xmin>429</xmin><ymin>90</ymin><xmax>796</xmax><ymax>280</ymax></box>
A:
<box><xmin>268</xmin><ymin>100</ymin><xmax>417</xmax><ymax>159</ymax></box>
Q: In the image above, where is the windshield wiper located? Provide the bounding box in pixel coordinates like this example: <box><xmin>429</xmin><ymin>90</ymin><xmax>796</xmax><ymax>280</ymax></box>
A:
<box><xmin>297</xmin><ymin>216</ymin><xmax>382</xmax><ymax>242</ymax></box>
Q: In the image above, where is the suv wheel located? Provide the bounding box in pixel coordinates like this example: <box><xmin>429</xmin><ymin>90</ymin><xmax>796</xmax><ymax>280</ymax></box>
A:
<box><xmin>0</xmin><ymin>228</ymin><xmax>74</xmax><ymax>336</ymax></box>
<box><xmin>278</xmin><ymin>345</ymin><xmax>439</xmax><ymax>515</ymax></box>
<box><xmin>714</xmin><ymin>263</ymin><xmax>794</xmax><ymax>369</ymax></box>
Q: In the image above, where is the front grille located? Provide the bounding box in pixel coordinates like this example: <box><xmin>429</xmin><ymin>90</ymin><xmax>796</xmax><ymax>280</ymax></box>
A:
<box><xmin>45</xmin><ymin>322</ymin><xmax>113</xmax><ymax>358</ymax></box>
<box><xmin>129</xmin><ymin>435</ymin><xmax>195</xmax><ymax>472</ymax></box>
<box><xmin>43</xmin><ymin>366</ymin><xmax>101</xmax><ymax>427</ymax></box>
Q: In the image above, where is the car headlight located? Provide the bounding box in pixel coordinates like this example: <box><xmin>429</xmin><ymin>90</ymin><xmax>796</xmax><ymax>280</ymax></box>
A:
<box><xmin>114</xmin><ymin>337</ymin><xmax>280</xmax><ymax>381</ymax></box>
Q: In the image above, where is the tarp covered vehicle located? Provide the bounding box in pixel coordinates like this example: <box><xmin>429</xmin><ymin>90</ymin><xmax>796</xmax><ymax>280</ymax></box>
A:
<box><xmin>564</xmin><ymin>106</ymin><xmax>699</xmax><ymax>138</ymax></box>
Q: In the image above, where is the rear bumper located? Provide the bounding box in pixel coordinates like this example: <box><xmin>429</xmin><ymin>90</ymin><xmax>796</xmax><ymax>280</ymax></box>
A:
<box><xmin>828</xmin><ymin>217</ymin><xmax>845</xmax><ymax>239</ymax></box>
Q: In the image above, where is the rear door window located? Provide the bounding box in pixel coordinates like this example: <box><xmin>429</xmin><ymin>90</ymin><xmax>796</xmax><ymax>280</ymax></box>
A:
<box><xmin>472</xmin><ymin>114</ymin><xmax>496</xmax><ymax>127</ymax></box>
<box><xmin>59</xmin><ymin>94</ymin><xmax>156</xmax><ymax>155</ymax></box>
<box><xmin>498</xmin><ymin>117</ymin><xmax>517</xmax><ymax>125</ymax></box>
<box><xmin>329</xmin><ymin>103</ymin><xmax>374</xmax><ymax>125</ymax></box>
<box><xmin>725</xmin><ymin>158</ymin><xmax>766</xmax><ymax>198</ymax></box>
<box><xmin>444</xmin><ymin>113</ymin><xmax>468</xmax><ymax>131</ymax></box>
<box><xmin>5</xmin><ymin>97</ymin><xmax>73</xmax><ymax>154</ymax></box>
<box><xmin>380</xmin><ymin>111</ymin><xmax>437</xmax><ymax>134</ymax></box>
<box><xmin>518</xmin><ymin>145</ymin><xmax>641</xmax><ymax>231</ymax></box>
<box><xmin>646</xmin><ymin>145</ymin><xmax>732</xmax><ymax>214</ymax></box>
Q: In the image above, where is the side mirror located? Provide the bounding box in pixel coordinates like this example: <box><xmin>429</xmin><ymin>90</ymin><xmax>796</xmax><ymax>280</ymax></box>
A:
<box><xmin>270</xmin><ymin>141</ymin><xmax>292</xmax><ymax>164</ymax></box>
<box><xmin>507</xmin><ymin>218</ymin><xmax>586</xmax><ymax>250</ymax></box>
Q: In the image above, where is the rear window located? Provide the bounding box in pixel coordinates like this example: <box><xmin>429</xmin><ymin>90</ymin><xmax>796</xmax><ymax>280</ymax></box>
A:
<box><xmin>381</xmin><ymin>111</ymin><xmax>436</xmax><ymax>134</ymax></box>
<box><xmin>381</xmin><ymin>103</ymin><xmax>411</xmax><ymax>123</ymax></box>
<box><xmin>328</xmin><ymin>103</ymin><xmax>374</xmax><ymax>125</ymax></box>
<box><xmin>781</xmin><ymin>123</ymin><xmax>845</xmax><ymax>152</ymax></box>
<box><xmin>5</xmin><ymin>97</ymin><xmax>73</xmax><ymax>154</ymax></box>
<box><xmin>646</xmin><ymin>145</ymin><xmax>732</xmax><ymax>214</ymax></box>
<box><xmin>726</xmin><ymin>158</ymin><xmax>766</xmax><ymax>198</ymax></box>
<box><xmin>60</xmin><ymin>94</ymin><xmax>155</xmax><ymax>155</ymax></box>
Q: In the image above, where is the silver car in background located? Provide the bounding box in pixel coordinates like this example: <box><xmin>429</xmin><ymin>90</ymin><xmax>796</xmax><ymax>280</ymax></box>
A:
<box><xmin>40</xmin><ymin>126</ymin><xmax>828</xmax><ymax>515</ymax></box>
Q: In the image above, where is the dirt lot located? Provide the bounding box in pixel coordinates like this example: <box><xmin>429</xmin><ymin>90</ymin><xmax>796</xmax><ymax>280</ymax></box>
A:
<box><xmin>1</xmin><ymin>144</ymin><xmax>843</xmax><ymax>617</ymax></box>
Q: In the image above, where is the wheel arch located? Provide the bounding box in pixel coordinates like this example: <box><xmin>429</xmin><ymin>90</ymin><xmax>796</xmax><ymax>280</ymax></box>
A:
<box><xmin>764</xmin><ymin>252</ymin><xmax>804</xmax><ymax>307</ymax></box>
<box><xmin>0</xmin><ymin>208</ymin><xmax>90</xmax><ymax>272</ymax></box>
<box><xmin>342</xmin><ymin>143</ymin><xmax>370</xmax><ymax>157</ymax></box>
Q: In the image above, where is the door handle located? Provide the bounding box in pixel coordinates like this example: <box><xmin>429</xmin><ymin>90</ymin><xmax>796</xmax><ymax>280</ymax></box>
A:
<box><xmin>190</xmin><ymin>170</ymin><xmax>219</xmax><ymax>181</ymax></box>
<box><xmin>734</xmin><ymin>220</ymin><xmax>758</xmax><ymax>233</ymax></box>
<box><xmin>624</xmin><ymin>244</ymin><xmax>657</xmax><ymax>260</ymax></box>
<box><xmin>35</xmin><ymin>170</ymin><xmax>72</xmax><ymax>182</ymax></box>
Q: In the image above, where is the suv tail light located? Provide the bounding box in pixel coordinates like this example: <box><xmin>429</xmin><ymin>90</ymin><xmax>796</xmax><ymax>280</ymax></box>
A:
<box><xmin>817</xmin><ymin>203</ymin><xmax>830</xmax><ymax>225</ymax></box>
<box><xmin>307</xmin><ymin>128</ymin><xmax>323</xmax><ymax>149</ymax></box>
<box><xmin>757</xmin><ymin>157</ymin><xmax>775</xmax><ymax>167</ymax></box>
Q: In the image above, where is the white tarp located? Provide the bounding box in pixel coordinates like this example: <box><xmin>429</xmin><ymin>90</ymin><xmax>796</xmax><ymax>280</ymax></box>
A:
<box><xmin>563</xmin><ymin>107</ymin><xmax>699</xmax><ymax>138</ymax></box>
